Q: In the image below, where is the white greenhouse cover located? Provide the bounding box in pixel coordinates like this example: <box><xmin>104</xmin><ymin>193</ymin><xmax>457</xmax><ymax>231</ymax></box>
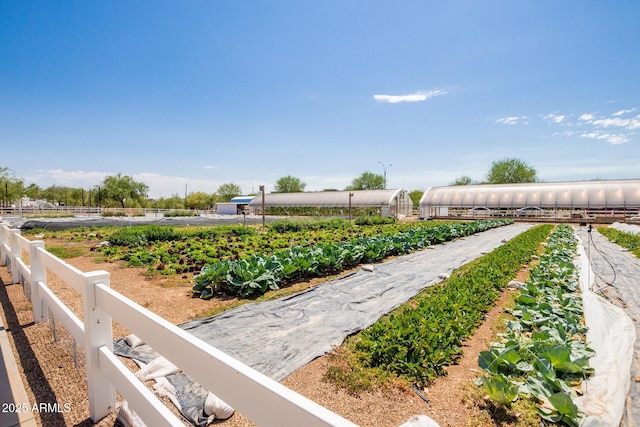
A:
<box><xmin>419</xmin><ymin>179</ymin><xmax>640</xmax><ymax>209</ymax></box>
<box><xmin>574</xmin><ymin>232</ymin><xmax>636</xmax><ymax>426</ymax></box>
<box><xmin>249</xmin><ymin>189</ymin><xmax>410</xmax><ymax>207</ymax></box>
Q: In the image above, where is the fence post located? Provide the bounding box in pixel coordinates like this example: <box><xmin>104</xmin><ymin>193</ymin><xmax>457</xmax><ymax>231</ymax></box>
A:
<box><xmin>0</xmin><ymin>225</ymin><xmax>7</xmax><ymax>266</ymax></box>
<box><xmin>29</xmin><ymin>241</ymin><xmax>47</xmax><ymax>323</ymax></box>
<box><xmin>83</xmin><ymin>270</ymin><xmax>115</xmax><ymax>421</ymax></box>
<box><xmin>9</xmin><ymin>229</ymin><xmax>21</xmax><ymax>284</ymax></box>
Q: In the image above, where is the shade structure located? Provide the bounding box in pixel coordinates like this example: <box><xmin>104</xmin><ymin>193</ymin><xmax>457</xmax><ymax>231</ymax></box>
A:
<box><xmin>419</xmin><ymin>179</ymin><xmax>640</xmax><ymax>218</ymax></box>
<box><xmin>248</xmin><ymin>189</ymin><xmax>413</xmax><ymax>217</ymax></box>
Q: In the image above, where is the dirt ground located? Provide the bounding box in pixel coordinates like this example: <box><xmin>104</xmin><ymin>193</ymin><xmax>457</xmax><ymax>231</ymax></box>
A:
<box><xmin>0</xmin><ymin>240</ymin><xmax>530</xmax><ymax>427</ymax></box>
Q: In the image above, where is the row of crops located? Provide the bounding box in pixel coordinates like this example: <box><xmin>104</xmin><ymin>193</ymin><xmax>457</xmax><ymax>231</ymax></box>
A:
<box><xmin>190</xmin><ymin>219</ymin><xmax>513</xmax><ymax>298</ymax></box>
<box><xmin>597</xmin><ymin>226</ymin><xmax>640</xmax><ymax>257</ymax></box>
<box><xmin>477</xmin><ymin>225</ymin><xmax>593</xmax><ymax>426</ymax></box>
<box><xmin>95</xmin><ymin>218</ymin><xmax>513</xmax><ymax>298</ymax></box>
<box><xmin>347</xmin><ymin>224</ymin><xmax>554</xmax><ymax>387</ymax></box>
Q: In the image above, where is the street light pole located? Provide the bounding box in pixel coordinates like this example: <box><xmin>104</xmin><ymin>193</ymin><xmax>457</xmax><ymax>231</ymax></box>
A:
<box><xmin>377</xmin><ymin>162</ymin><xmax>392</xmax><ymax>189</ymax></box>
<box><xmin>259</xmin><ymin>185</ymin><xmax>265</xmax><ymax>232</ymax></box>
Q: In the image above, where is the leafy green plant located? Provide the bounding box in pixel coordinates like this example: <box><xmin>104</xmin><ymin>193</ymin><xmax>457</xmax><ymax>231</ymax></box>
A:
<box><xmin>352</xmin><ymin>224</ymin><xmax>552</xmax><ymax>387</ymax></box>
<box><xmin>354</xmin><ymin>215</ymin><xmax>396</xmax><ymax>226</ymax></box>
<box><xmin>476</xmin><ymin>224</ymin><xmax>594</xmax><ymax>427</ymax></box>
<box><xmin>107</xmin><ymin>225</ymin><xmax>181</xmax><ymax>246</ymax></box>
<box><xmin>47</xmin><ymin>245</ymin><xmax>85</xmax><ymax>259</ymax></box>
<box><xmin>191</xmin><ymin>219</ymin><xmax>515</xmax><ymax>300</ymax></box>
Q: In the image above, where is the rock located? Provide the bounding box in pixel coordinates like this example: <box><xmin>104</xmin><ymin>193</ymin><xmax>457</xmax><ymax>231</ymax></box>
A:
<box><xmin>508</xmin><ymin>280</ymin><xmax>525</xmax><ymax>289</ymax></box>
<box><xmin>399</xmin><ymin>415</ymin><xmax>440</xmax><ymax>427</ymax></box>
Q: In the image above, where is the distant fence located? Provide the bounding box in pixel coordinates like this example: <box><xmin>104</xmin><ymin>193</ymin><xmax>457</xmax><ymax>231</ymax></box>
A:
<box><xmin>0</xmin><ymin>206</ymin><xmax>212</xmax><ymax>216</ymax></box>
<box><xmin>0</xmin><ymin>223</ymin><xmax>357</xmax><ymax>427</ymax></box>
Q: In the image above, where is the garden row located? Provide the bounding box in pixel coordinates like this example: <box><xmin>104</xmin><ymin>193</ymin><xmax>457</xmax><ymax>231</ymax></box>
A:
<box><xmin>477</xmin><ymin>224</ymin><xmax>593</xmax><ymax>426</ymax></box>
<box><xmin>191</xmin><ymin>219</ymin><xmax>513</xmax><ymax>298</ymax></box>
<box><xmin>597</xmin><ymin>226</ymin><xmax>640</xmax><ymax>258</ymax></box>
<box><xmin>97</xmin><ymin>218</ymin><xmax>446</xmax><ymax>274</ymax></box>
<box><xmin>345</xmin><ymin>224</ymin><xmax>554</xmax><ymax>389</ymax></box>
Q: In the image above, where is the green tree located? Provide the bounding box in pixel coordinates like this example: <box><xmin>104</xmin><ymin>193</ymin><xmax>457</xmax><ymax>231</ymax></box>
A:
<box><xmin>217</xmin><ymin>182</ymin><xmax>242</xmax><ymax>202</ymax></box>
<box><xmin>486</xmin><ymin>158</ymin><xmax>537</xmax><ymax>184</ymax></box>
<box><xmin>274</xmin><ymin>175</ymin><xmax>306</xmax><ymax>193</ymax></box>
<box><xmin>408</xmin><ymin>190</ymin><xmax>423</xmax><ymax>209</ymax></box>
<box><xmin>0</xmin><ymin>166</ymin><xmax>25</xmax><ymax>207</ymax></box>
<box><xmin>43</xmin><ymin>185</ymin><xmax>72</xmax><ymax>206</ymax></box>
<box><xmin>100</xmin><ymin>173</ymin><xmax>149</xmax><ymax>208</ymax></box>
<box><xmin>345</xmin><ymin>171</ymin><xmax>385</xmax><ymax>191</ymax></box>
<box><xmin>69</xmin><ymin>188</ymin><xmax>87</xmax><ymax>206</ymax></box>
<box><xmin>24</xmin><ymin>183</ymin><xmax>42</xmax><ymax>200</ymax></box>
<box><xmin>450</xmin><ymin>175</ymin><xmax>475</xmax><ymax>186</ymax></box>
<box><xmin>186</xmin><ymin>191</ymin><xmax>218</xmax><ymax>210</ymax></box>
<box><xmin>156</xmin><ymin>194</ymin><xmax>184</xmax><ymax>210</ymax></box>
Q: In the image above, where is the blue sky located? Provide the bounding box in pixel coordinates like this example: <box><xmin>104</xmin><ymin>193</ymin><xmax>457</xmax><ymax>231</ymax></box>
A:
<box><xmin>1</xmin><ymin>1</ymin><xmax>639</xmax><ymax>198</ymax></box>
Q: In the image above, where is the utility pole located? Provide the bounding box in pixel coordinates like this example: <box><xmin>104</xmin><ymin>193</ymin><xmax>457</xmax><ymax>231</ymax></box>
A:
<box><xmin>259</xmin><ymin>185</ymin><xmax>265</xmax><ymax>232</ymax></box>
<box><xmin>348</xmin><ymin>192</ymin><xmax>354</xmax><ymax>221</ymax></box>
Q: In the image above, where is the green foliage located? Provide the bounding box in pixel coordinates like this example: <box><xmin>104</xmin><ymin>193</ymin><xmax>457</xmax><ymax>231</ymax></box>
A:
<box><xmin>0</xmin><ymin>166</ymin><xmax>27</xmax><ymax>206</ymax></box>
<box><xmin>100</xmin><ymin>173</ymin><xmax>149</xmax><ymax>208</ymax></box>
<box><xmin>101</xmin><ymin>210</ymin><xmax>128</xmax><ymax>217</ymax></box>
<box><xmin>274</xmin><ymin>175</ymin><xmax>306</xmax><ymax>193</ymax></box>
<box><xmin>486</xmin><ymin>157</ymin><xmax>538</xmax><ymax>184</ymax></box>
<box><xmin>185</xmin><ymin>191</ymin><xmax>218</xmax><ymax>210</ymax></box>
<box><xmin>192</xmin><ymin>219</ymin><xmax>515</xmax><ymax>299</ymax></box>
<box><xmin>480</xmin><ymin>374</ymin><xmax>519</xmax><ymax>404</ymax></box>
<box><xmin>108</xmin><ymin>225</ymin><xmax>181</xmax><ymax>246</ymax></box>
<box><xmin>450</xmin><ymin>175</ymin><xmax>475</xmax><ymax>186</ymax></box>
<box><xmin>598</xmin><ymin>226</ymin><xmax>640</xmax><ymax>258</ymax></box>
<box><xmin>354</xmin><ymin>215</ymin><xmax>396</xmax><ymax>226</ymax></box>
<box><xmin>352</xmin><ymin>224</ymin><xmax>552</xmax><ymax>387</ymax></box>
<box><xmin>408</xmin><ymin>190</ymin><xmax>423</xmax><ymax>209</ymax></box>
<box><xmin>47</xmin><ymin>245</ymin><xmax>85</xmax><ymax>259</ymax></box>
<box><xmin>268</xmin><ymin>217</ymin><xmax>353</xmax><ymax>233</ymax></box>
<box><xmin>345</xmin><ymin>171</ymin><xmax>385</xmax><ymax>191</ymax></box>
<box><xmin>217</xmin><ymin>182</ymin><xmax>242</xmax><ymax>202</ymax></box>
<box><xmin>163</xmin><ymin>210</ymin><xmax>199</xmax><ymax>217</ymax></box>
<box><xmin>477</xmin><ymin>225</ymin><xmax>594</xmax><ymax>427</ymax></box>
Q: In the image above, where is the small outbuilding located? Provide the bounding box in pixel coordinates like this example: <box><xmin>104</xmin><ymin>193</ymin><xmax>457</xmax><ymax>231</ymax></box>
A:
<box><xmin>215</xmin><ymin>196</ymin><xmax>256</xmax><ymax>215</ymax></box>
<box><xmin>419</xmin><ymin>179</ymin><xmax>640</xmax><ymax>221</ymax></box>
<box><xmin>248</xmin><ymin>189</ymin><xmax>413</xmax><ymax>218</ymax></box>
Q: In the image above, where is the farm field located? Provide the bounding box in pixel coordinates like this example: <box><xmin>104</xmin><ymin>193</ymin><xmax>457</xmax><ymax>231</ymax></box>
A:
<box><xmin>0</xmin><ymin>218</ymin><xmax>600</xmax><ymax>426</ymax></box>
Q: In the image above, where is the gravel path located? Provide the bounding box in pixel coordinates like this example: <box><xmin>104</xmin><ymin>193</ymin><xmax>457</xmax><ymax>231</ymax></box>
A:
<box><xmin>577</xmin><ymin>226</ymin><xmax>640</xmax><ymax>427</ymax></box>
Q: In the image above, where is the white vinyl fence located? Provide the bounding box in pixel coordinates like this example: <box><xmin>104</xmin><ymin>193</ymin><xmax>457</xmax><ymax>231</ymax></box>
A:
<box><xmin>0</xmin><ymin>223</ymin><xmax>357</xmax><ymax>427</ymax></box>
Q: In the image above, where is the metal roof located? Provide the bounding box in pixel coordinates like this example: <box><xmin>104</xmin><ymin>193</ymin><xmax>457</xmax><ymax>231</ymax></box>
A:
<box><xmin>419</xmin><ymin>179</ymin><xmax>640</xmax><ymax>209</ymax></box>
<box><xmin>229</xmin><ymin>196</ymin><xmax>256</xmax><ymax>204</ymax></box>
<box><xmin>248</xmin><ymin>189</ymin><xmax>408</xmax><ymax>207</ymax></box>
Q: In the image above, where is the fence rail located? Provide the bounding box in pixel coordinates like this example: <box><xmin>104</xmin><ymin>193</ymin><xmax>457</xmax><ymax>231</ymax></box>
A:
<box><xmin>0</xmin><ymin>223</ymin><xmax>357</xmax><ymax>427</ymax></box>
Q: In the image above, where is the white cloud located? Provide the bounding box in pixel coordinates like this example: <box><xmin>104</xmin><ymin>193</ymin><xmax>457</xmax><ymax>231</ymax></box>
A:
<box><xmin>496</xmin><ymin>107</ymin><xmax>636</xmax><ymax>145</ymax></box>
<box><xmin>590</xmin><ymin>116</ymin><xmax>640</xmax><ymax>130</ymax></box>
<box><xmin>543</xmin><ymin>113</ymin><xmax>566</xmax><ymax>124</ymax></box>
<box><xmin>27</xmin><ymin>169</ymin><xmax>107</xmax><ymax>187</ymax></box>
<box><xmin>579</xmin><ymin>113</ymin><xmax>595</xmax><ymax>122</ymax></box>
<box><xmin>496</xmin><ymin>116</ymin><xmax>527</xmax><ymax>125</ymax></box>
<box><xmin>580</xmin><ymin>131</ymin><xmax>630</xmax><ymax>145</ymax></box>
<box><xmin>613</xmin><ymin>108</ymin><xmax>636</xmax><ymax>116</ymax></box>
<box><xmin>577</xmin><ymin>109</ymin><xmax>640</xmax><ymax>130</ymax></box>
<box><xmin>373</xmin><ymin>89</ymin><xmax>447</xmax><ymax>103</ymax></box>
<box><xmin>551</xmin><ymin>131</ymin><xmax>576</xmax><ymax>138</ymax></box>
